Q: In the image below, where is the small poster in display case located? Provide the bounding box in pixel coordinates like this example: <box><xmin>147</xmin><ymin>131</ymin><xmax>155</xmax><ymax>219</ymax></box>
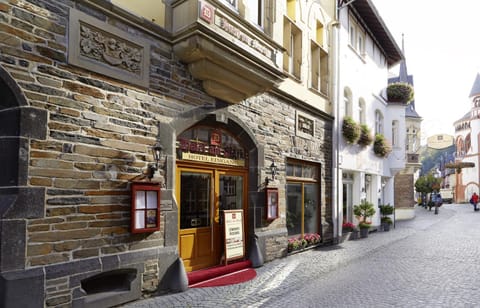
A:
<box><xmin>266</xmin><ymin>188</ymin><xmax>278</xmax><ymax>221</ymax></box>
<box><xmin>131</xmin><ymin>182</ymin><xmax>160</xmax><ymax>233</ymax></box>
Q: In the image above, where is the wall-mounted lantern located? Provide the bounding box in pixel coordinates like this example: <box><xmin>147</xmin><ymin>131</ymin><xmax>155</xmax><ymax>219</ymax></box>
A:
<box><xmin>147</xmin><ymin>142</ymin><xmax>164</xmax><ymax>180</ymax></box>
<box><xmin>265</xmin><ymin>161</ymin><xmax>278</xmax><ymax>186</ymax></box>
<box><xmin>265</xmin><ymin>187</ymin><xmax>279</xmax><ymax>221</ymax></box>
<box><xmin>131</xmin><ymin>181</ymin><xmax>160</xmax><ymax>233</ymax></box>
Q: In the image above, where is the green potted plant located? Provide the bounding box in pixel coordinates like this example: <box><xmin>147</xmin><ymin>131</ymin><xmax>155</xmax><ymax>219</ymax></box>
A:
<box><xmin>353</xmin><ymin>200</ymin><xmax>376</xmax><ymax>238</ymax></box>
<box><xmin>341</xmin><ymin>221</ymin><xmax>358</xmax><ymax>242</ymax></box>
<box><xmin>342</xmin><ymin>116</ymin><xmax>360</xmax><ymax>144</ymax></box>
<box><xmin>357</xmin><ymin>124</ymin><xmax>373</xmax><ymax>147</ymax></box>
<box><xmin>373</xmin><ymin>134</ymin><xmax>392</xmax><ymax>158</ymax></box>
<box><xmin>386</xmin><ymin>82</ymin><xmax>414</xmax><ymax>104</ymax></box>
<box><xmin>379</xmin><ymin>204</ymin><xmax>394</xmax><ymax>231</ymax></box>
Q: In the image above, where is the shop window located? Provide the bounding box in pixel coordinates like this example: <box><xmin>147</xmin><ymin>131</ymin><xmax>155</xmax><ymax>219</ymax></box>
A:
<box><xmin>283</xmin><ymin>17</ymin><xmax>302</xmax><ymax>79</ymax></box>
<box><xmin>286</xmin><ymin>161</ymin><xmax>320</xmax><ymax>237</ymax></box>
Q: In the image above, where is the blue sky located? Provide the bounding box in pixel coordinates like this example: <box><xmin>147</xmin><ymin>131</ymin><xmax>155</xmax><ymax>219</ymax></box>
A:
<box><xmin>372</xmin><ymin>0</ymin><xmax>480</xmax><ymax>143</ymax></box>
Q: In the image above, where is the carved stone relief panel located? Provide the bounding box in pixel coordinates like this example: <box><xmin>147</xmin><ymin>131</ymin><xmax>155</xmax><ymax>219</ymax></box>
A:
<box><xmin>68</xmin><ymin>8</ymin><xmax>150</xmax><ymax>88</ymax></box>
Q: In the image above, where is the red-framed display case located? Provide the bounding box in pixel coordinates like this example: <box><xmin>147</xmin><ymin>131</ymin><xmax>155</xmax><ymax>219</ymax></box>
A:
<box><xmin>131</xmin><ymin>182</ymin><xmax>160</xmax><ymax>233</ymax></box>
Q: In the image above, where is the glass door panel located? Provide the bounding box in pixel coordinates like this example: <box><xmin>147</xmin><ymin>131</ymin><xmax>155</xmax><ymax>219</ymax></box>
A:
<box><xmin>286</xmin><ymin>183</ymin><xmax>302</xmax><ymax>236</ymax></box>
<box><xmin>180</xmin><ymin>172</ymin><xmax>211</xmax><ymax>229</ymax></box>
<box><xmin>178</xmin><ymin>169</ymin><xmax>215</xmax><ymax>271</ymax></box>
<box><xmin>304</xmin><ymin>183</ymin><xmax>318</xmax><ymax>234</ymax></box>
<box><xmin>286</xmin><ymin>183</ymin><xmax>319</xmax><ymax>236</ymax></box>
<box><xmin>219</xmin><ymin>175</ymin><xmax>243</xmax><ymax>211</ymax></box>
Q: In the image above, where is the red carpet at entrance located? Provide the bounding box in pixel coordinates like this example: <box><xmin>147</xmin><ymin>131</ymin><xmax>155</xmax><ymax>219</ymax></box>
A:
<box><xmin>187</xmin><ymin>260</ymin><xmax>256</xmax><ymax>288</ymax></box>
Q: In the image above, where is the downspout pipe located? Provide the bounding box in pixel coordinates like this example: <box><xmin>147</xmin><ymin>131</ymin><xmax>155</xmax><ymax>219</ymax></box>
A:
<box><xmin>330</xmin><ymin>3</ymin><xmax>341</xmax><ymax>243</ymax></box>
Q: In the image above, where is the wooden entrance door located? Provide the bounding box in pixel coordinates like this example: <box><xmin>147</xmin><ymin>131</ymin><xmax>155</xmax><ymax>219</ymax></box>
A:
<box><xmin>177</xmin><ymin>167</ymin><xmax>246</xmax><ymax>272</ymax></box>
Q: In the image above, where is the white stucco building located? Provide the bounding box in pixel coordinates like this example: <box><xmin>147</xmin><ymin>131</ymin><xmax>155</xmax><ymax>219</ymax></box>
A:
<box><xmin>335</xmin><ymin>0</ymin><xmax>405</xmax><ymax>233</ymax></box>
<box><xmin>453</xmin><ymin>74</ymin><xmax>480</xmax><ymax>202</ymax></box>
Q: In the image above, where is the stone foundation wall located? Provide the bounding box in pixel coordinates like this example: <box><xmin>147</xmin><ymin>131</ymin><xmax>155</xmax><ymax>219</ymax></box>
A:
<box><xmin>394</xmin><ymin>174</ymin><xmax>415</xmax><ymax>208</ymax></box>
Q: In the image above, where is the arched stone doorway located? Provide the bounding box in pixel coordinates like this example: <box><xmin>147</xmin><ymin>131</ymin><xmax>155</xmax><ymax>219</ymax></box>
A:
<box><xmin>164</xmin><ymin>113</ymin><xmax>262</xmax><ymax>272</ymax></box>
<box><xmin>0</xmin><ymin>65</ymin><xmax>47</xmax><ymax>307</ymax></box>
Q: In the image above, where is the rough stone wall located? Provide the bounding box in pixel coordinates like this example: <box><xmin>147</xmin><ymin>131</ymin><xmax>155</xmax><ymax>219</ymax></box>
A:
<box><xmin>228</xmin><ymin>94</ymin><xmax>334</xmax><ymax>256</ymax></box>
<box><xmin>394</xmin><ymin>174</ymin><xmax>415</xmax><ymax>208</ymax></box>
<box><xmin>0</xmin><ymin>0</ymin><xmax>213</xmax><ymax>306</ymax></box>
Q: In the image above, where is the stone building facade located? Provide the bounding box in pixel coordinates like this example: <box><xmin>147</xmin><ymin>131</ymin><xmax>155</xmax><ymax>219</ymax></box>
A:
<box><xmin>0</xmin><ymin>0</ymin><xmax>334</xmax><ymax>307</ymax></box>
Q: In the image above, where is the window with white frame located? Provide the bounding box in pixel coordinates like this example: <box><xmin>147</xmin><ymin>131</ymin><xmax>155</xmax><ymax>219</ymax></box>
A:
<box><xmin>349</xmin><ymin>15</ymin><xmax>365</xmax><ymax>56</ymax></box>
<box><xmin>223</xmin><ymin>0</ymin><xmax>238</xmax><ymax>8</ymax></box>
<box><xmin>245</xmin><ymin>0</ymin><xmax>264</xmax><ymax>27</ymax></box>
<box><xmin>375</xmin><ymin>110</ymin><xmax>383</xmax><ymax>135</ymax></box>
<box><xmin>344</xmin><ymin>88</ymin><xmax>352</xmax><ymax>117</ymax></box>
<box><xmin>358</xmin><ymin>99</ymin><xmax>365</xmax><ymax>124</ymax></box>
<box><xmin>311</xmin><ymin>44</ymin><xmax>328</xmax><ymax>95</ymax></box>
<box><xmin>406</xmin><ymin>126</ymin><xmax>419</xmax><ymax>152</ymax></box>
<box><xmin>283</xmin><ymin>17</ymin><xmax>302</xmax><ymax>79</ymax></box>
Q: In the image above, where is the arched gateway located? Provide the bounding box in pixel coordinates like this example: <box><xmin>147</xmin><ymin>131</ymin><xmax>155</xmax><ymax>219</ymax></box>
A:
<box><xmin>174</xmin><ymin>115</ymin><xmax>259</xmax><ymax>272</ymax></box>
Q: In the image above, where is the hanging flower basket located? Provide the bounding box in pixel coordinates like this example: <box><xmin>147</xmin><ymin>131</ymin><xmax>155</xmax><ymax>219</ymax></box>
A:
<box><xmin>342</xmin><ymin>116</ymin><xmax>360</xmax><ymax>144</ymax></box>
<box><xmin>387</xmin><ymin>82</ymin><xmax>414</xmax><ymax>104</ymax></box>
<box><xmin>357</xmin><ymin>124</ymin><xmax>373</xmax><ymax>147</ymax></box>
<box><xmin>373</xmin><ymin>134</ymin><xmax>392</xmax><ymax>158</ymax></box>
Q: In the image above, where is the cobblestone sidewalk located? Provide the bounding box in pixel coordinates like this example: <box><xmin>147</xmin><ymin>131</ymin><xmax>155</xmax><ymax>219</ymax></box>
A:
<box><xmin>122</xmin><ymin>204</ymin><xmax>456</xmax><ymax>308</ymax></box>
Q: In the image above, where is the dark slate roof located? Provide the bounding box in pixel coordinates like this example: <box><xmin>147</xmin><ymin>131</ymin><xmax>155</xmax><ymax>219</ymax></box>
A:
<box><xmin>469</xmin><ymin>73</ymin><xmax>480</xmax><ymax>97</ymax></box>
<box><xmin>454</xmin><ymin>112</ymin><xmax>471</xmax><ymax>125</ymax></box>
<box><xmin>349</xmin><ymin>0</ymin><xmax>403</xmax><ymax>66</ymax></box>
<box><xmin>405</xmin><ymin>103</ymin><xmax>421</xmax><ymax>119</ymax></box>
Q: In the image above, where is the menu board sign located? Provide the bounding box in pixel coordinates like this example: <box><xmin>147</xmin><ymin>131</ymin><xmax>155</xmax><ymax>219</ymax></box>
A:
<box><xmin>223</xmin><ymin>209</ymin><xmax>245</xmax><ymax>262</ymax></box>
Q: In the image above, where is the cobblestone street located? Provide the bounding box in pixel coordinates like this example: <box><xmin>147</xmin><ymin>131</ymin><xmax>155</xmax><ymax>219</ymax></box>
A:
<box><xmin>122</xmin><ymin>204</ymin><xmax>479</xmax><ymax>307</ymax></box>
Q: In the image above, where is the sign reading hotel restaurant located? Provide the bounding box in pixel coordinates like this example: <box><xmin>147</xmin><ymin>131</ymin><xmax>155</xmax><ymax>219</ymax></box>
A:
<box><xmin>223</xmin><ymin>209</ymin><xmax>245</xmax><ymax>262</ymax></box>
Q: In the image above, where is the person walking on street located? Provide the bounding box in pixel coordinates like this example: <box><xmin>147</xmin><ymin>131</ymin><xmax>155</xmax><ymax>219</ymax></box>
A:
<box><xmin>430</xmin><ymin>192</ymin><xmax>442</xmax><ymax>215</ymax></box>
<box><xmin>471</xmin><ymin>192</ymin><xmax>479</xmax><ymax>211</ymax></box>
